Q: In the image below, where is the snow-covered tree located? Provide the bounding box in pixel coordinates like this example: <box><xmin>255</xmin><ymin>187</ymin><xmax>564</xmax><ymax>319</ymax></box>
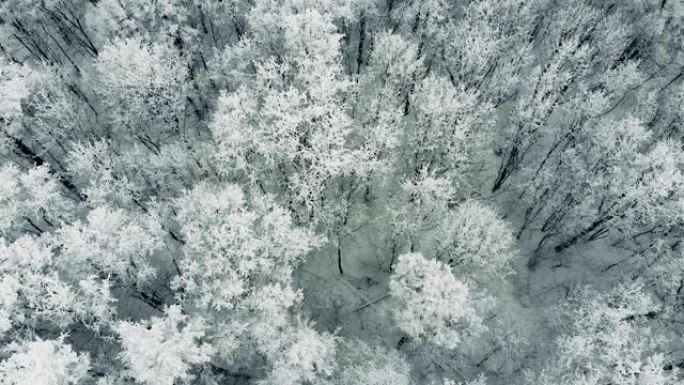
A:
<box><xmin>531</xmin><ymin>283</ymin><xmax>679</xmax><ymax>385</ymax></box>
<box><xmin>115</xmin><ymin>305</ymin><xmax>214</xmax><ymax>385</ymax></box>
<box><xmin>260</xmin><ymin>323</ymin><xmax>337</xmax><ymax>385</ymax></box>
<box><xmin>93</xmin><ymin>36</ymin><xmax>187</xmax><ymax>145</ymax></box>
<box><xmin>430</xmin><ymin>200</ymin><xmax>516</xmax><ymax>281</ymax></box>
<box><xmin>0</xmin><ymin>164</ymin><xmax>76</xmax><ymax>237</ymax></box>
<box><xmin>333</xmin><ymin>339</ymin><xmax>412</xmax><ymax>385</ymax></box>
<box><xmin>0</xmin><ymin>60</ymin><xmax>33</xmax><ymax>152</ymax></box>
<box><xmin>0</xmin><ymin>235</ymin><xmax>81</xmax><ymax>330</ymax></box>
<box><xmin>173</xmin><ymin>182</ymin><xmax>320</xmax><ymax>310</ymax></box>
<box><xmin>85</xmin><ymin>0</ymin><xmax>193</xmax><ymax>46</ymax></box>
<box><xmin>57</xmin><ymin>205</ymin><xmax>164</xmax><ymax>285</ymax></box>
<box><xmin>402</xmin><ymin>73</ymin><xmax>494</xmax><ymax>190</ymax></box>
<box><xmin>0</xmin><ymin>338</ymin><xmax>90</xmax><ymax>385</ymax></box>
<box><xmin>209</xmin><ymin>2</ymin><xmax>383</xmax><ymax>222</ymax></box>
<box><xmin>389</xmin><ymin>252</ymin><xmax>487</xmax><ymax>350</ymax></box>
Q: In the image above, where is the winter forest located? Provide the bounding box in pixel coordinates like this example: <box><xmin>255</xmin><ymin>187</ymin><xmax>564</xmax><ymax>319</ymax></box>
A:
<box><xmin>0</xmin><ymin>0</ymin><xmax>684</xmax><ymax>384</ymax></box>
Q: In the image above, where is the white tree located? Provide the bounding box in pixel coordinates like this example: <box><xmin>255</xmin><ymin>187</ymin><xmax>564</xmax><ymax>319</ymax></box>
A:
<box><xmin>115</xmin><ymin>305</ymin><xmax>214</xmax><ymax>385</ymax></box>
<box><xmin>93</xmin><ymin>36</ymin><xmax>187</xmax><ymax>142</ymax></box>
<box><xmin>0</xmin><ymin>233</ymin><xmax>117</xmax><ymax>333</ymax></box>
<box><xmin>430</xmin><ymin>200</ymin><xmax>517</xmax><ymax>281</ymax></box>
<box><xmin>402</xmin><ymin>73</ymin><xmax>495</xmax><ymax>190</ymax></box>
<box><xmin>0</xmin><ymin>338</ymin><xmax>90</xmax><ymax>385</ymax></box>
<box><xmin>0</xmin><ymin>274</ymin><xmax>20</xmax><ymax>335</ymax></box>
<box><xmin>0</xmin><ymin>59</ymin><xmax>33</xmax><ymax>152</ymax></box>
<box><xmin>173</xmin><ymin>182</ymin><xmax>320</xmax><ymax>310</ymax></box>
<box><xmin>85</xmin><ymin>0</ymin><xmax>193</xmax><ymax>46</ymax></box>
<box><xmin>0</xmin><ymin>164</ymin><xmax>76</xmax><ymax>237</ymax></box>
<box><xmin>0</xmin><ymin>235</ymin><xmax>78</xmax><ymax>330</ymax></box>
<box><xmin>57</xmin><ymin>205</ymin><xmax>164</xmax><ymax>285</ymax></box>
<box><xmin>171</xmin><ymin>182</ymin><xmax>331</xmax><ymax>377</ymax></box>
<box><xmin>531</xmin><ymin>283</ymin><xmax>679</xmax><ymax>385</ymax></box>
<box><xmin>386</xmin><ymin>171</ymin><xmax>453</xmax><ymax>258</ymax></box>
<box><xmin>261</xmin><ymin>323</ymin><xmax>337</xmax><ymax>385</ymax></box>
<box><xmin>334</xmin><ymin>339</ymin><xmax>412</xmax><ymax>385</ymax></box>
<box><xmin>389</xmin><ymin>252</ymin><xmax>487</xmax><ymax>350</ymax></box>
<box><xmin>209</xmin><ymin>2</ymin><xmax>382</xmax><ymax>220</ymax></box>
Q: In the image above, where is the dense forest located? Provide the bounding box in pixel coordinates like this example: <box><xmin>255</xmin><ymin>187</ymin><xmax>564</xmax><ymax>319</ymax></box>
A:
<box><xmin>0</xmin><ymin>0</ymin><xmax>683</xmax><ymax>384</ymax></box>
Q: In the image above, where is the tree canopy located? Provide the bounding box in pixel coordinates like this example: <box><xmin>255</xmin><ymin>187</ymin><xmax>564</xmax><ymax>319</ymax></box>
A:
<box><xmin>0</xmin><ymin>0</ymin><xmax>683</xmax><ymax>384</ymax></box>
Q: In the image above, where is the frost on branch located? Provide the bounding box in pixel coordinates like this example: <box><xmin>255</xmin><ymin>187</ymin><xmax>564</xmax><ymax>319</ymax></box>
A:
<box><xmin>114</xmin><ymin>305</ymin><xmax>214</xmax><ymax>385</ymax></box>
<box><xmin>389</xmin><ymin>252</ymin><xmax>487</xmax><ymax>350</ymax></box>
<box><xmin>0</xmin><ymin>338</ymin><xmax>90</xmax><ymax>385</ymax></box>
